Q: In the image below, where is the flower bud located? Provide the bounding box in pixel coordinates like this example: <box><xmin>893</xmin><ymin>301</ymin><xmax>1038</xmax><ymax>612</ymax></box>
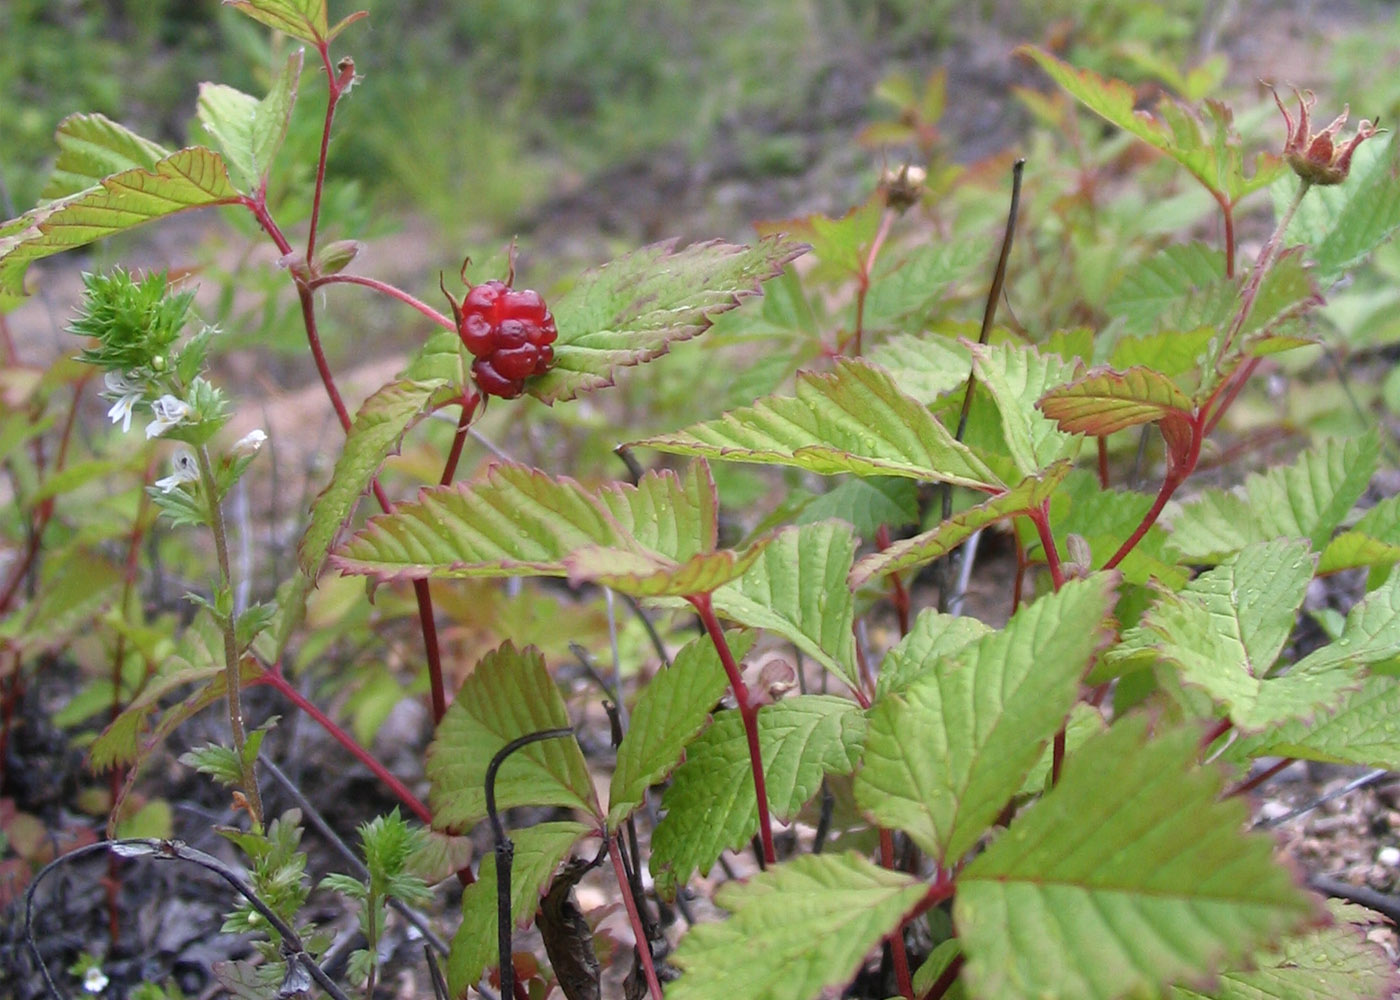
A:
<box><xmin>1271</xmin><ymin>85</ymin><xmax>1382</xmax><ymax>186</ymax></box>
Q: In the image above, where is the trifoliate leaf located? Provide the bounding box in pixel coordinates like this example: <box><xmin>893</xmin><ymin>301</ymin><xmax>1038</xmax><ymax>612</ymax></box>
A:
<box><xmin>956</xmin><ymin>716</ymin><xmax>1319</xmax><ymax>1000</ymax></box>
<box><xmin>667</xmin><ymin>852</ymin><xmax>926</xmax><ymax>1000</ymax></box>
<box><xmin>650</xmin><ymin>696</ymin><xmax>865</xmax><ymax>899</ymax></box>
<box><xmin>608</xmin><ymin>632</ymin><xmax>756</xmax><ymax>831</ymax></box>
<box><xmin>636</xmin><ymin>358</ymin><xmax>1001</xmax><ymax>490</ymax></box>
<box><xmin>856</xmin><ymin>574</ymin><xmax>1118</xmax><ymax>864</ymax></box>
<box><xmin>426</xmin><ymin>643</ymin><xmax>597</xmax><ymax>832</ymax></box>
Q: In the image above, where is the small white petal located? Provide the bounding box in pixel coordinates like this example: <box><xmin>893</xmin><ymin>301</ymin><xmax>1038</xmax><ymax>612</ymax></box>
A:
<box><xmin>145</xmin><ymin>395</ymin><xmax>192</xmax><ymax>440</ymax></box>
<box><xmin>83</xmin><ymin>967</ymin><xmax>109</xmax><ymax>993</ymax></box>
<box><xmin>231</xmin><ymin>429</ymin><xmax>267</xmax><ymax>457</ymax></box>
<box><xmin>155</xmin><ymin>449</ymin><xmax>200</xmax><ymax>492</ymax></box>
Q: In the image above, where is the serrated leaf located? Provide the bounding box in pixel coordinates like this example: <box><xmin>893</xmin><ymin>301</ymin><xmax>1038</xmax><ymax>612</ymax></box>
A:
<box><xmin>1020</xmin><ymin>48</ymin><xmax>1283</xmax><ymax>203</ymax></box>
<box><xmin>1038</xmin><ymin>365</ymin><xmax>1194</xmax><ymax>438</ymax></box>
<box><xmin>667</xmin><ymin>852</ymin><xmax>926</xmax><ymax>1000</ymax></box>
<box><xmin>856</xmin><ymin>574</ymin><xmax>1117</xmax><ymax>864</ymax></box>
<box><xmin>333</xmin><ymin>464</ymin><xmax>625</xmax><ymax>582</ymax></box>
<box><xmin>1169</xmin><ymin>433</ymin><xmax>1380</xmax><ymax>562</ymax></box>
<box><xmin>447</xmin><ymin>821</ymin><xmax>591</xmax><ymax>997</ymax></box>
<box><xmin>707</xmin><ymin>521</ymin><xmax>858</xmax><ymax>689</ymax></box>
<box><xmin>956</xmin><ymin>716</ymin><xmax>1319</xmax><ymax>1000</ymax></box>
<box><xmin>795</xmin><ymin>477</ymin><xmax>918</xmax><ymax>537</ymax></box>
<box><xmin>1111</xmin><ymin>540</ymin><xmax>1353</xmax><ymax>730</ymax></box>
<box><xmin>0</xmin><ymin>147</ymin><xmax>239</xmax><ymax>296</ymax></box>
<box><xmin>426</xmin><ymin>643</ymin><xmax>597</xmax><ymax>832</ymax></box>
<box><xmin>756</xmin><ymin>201</ymin><xmax>880</xmax><ymax>280</ymax></box>
<box><xmin>1170</xmin><ymin>900</ymin><xmax>1399</xmax><ymax>1000</ymax></box>
<box><xmin>196</xmin><ymin>49</ymin><xmax>303</xmax><ymax>190</ymax></box>
<box><xmin>864</xmin><ymin>239</ymin><xmax>983</xmax><ymax>324</ymax></box>
<box><xmin>850</xmin><ymin>463</ymin><xmax>1071</xmax><ymax>588</ymax></box>
<box><xmin>637</xmin><ymin>358</ymin><xmax>1000</xmax><ymax>490</ymax></box>
<box><xmin>40</xmin><ymin>114</ymin><xmax>168</xmax><ymax>200</ymax></box>
<box><xmin>531</xmin><ymin>237</ymin><xmax>806</xmax><ymax>403</ymax></box>
<box><xmin>1290</xmin><ymin>565</ymin><xmax>1400</xmax><ymax>674</ymax></box>
<box><xmin>608</xmin><ymin>631</ymin><xmax>756</xmax><ymax>830</ymax></box>
<box><xmin>1225</xmin><ymin>674</ymin><xmax>1400</xmax><ymax>768</ymax></box>
<box><xmin>1110</xmin><ymin>327</ymin><xmax>1217</xmax><ymax>377</ymax></box>
<box><xmin>1106</xmin><ymin>243</ymin><xmax>1227</xmax><ymax>334</ymax></box>
<box><xmin>594</xmin><ymin>461</ymin><xmax>718</xmax><ymax>558</ymax></box>
<box><xmin>970</xmin><ymin>342</ymin><xmax>1084</xmax><ymax>477</ymax></box>
<box><xmin>565</xmin><ymin>541</ymin><xmax>768</xmax><ymax>597</ymax></box>
<box><xmin>1320</xmin><ymin>494</ymin><xmax>1400</xmax><ymax>574</ymax></box>
<box><xmin>875</xmin><ymin>608</ymin><xmax>991</xmax><ymax>698</ymax></box>
<box><xmin>222</xmin><ymin>0</ymin><xmax>328</xmax><ymax>45</ymax></box>
<box><xmin>865</xmin><ymin>333</ymin><xmax>972</xmax><ymax>404</ymax></box>
<box><xmin>650</xmin><ymin>696</ymin><xmax>865</xmax><ymax>899</ymax></box>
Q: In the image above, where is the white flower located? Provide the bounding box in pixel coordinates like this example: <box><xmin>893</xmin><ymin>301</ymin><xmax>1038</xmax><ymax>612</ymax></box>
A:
<box><xmin>102</xmin><ymin>371</ymin><xmax>144</xmax><ymax>433</ymax></box>
<box><xmin>145</xmin><ymin>394</ymin><xmax>192</xmax><ymax>439</ymax></box>
<box><xmin>154</xmin><ymin>449</ymin><xmax>199</xmax><ymax>493</ymax></box>
<box><xmin>231</xmin><ymin>429</ymin><xmax>267</xmax><ymax>457</ymax></box>
<box><xmin>83</xmin><ymin>966</ymin><xmax>109</xmax><ymax>994</ymax></box>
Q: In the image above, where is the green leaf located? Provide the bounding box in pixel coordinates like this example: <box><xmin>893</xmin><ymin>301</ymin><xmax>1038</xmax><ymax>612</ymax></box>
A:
<box><xmin>636</xmin><ymin>358</ymin><xmax>1001</xmax><ymax>490</ymax></box>
<box><xmin>532</xmin><ymin>237</ymin><xmax>806</xmax><ymax>403</ymax></box>
<box><xmin>333</xmin><ymin>463</ymin><xmax>624</xmax><ymax>581</ymax></box>
<box><xmin>708</xmin><ymin>521</ymin><xmax>858</xmax><ymax>689</ymax></box>
<box><xmin>1037</xmin><ymin>365</ymin><xmax>1195</xmax><ymax>438</ymax></box>
<box><xmin>608</xmin><ymin>631</ymin><xmax>756</xmax><ymax>830</ymax></box>
<box><xmin>856</xmin><ymin>574</ymin><xmax>1118</xmax><ymax>864</ymax></box>
<box><xmin>1225</xmin><ymin>674</ymin><xmax>1400</xmax><ymax>769</ymax></box>
<box><xmin>667</xmin><ymin>852</ymin><xmax>926</xmax><ymax>1000</ymax></box>
<box><xmin>1110</xmin><ymin>327</ymin><xmax>1217</xmax><ymax>378</ymax></box>
<box><xmin>1020</xmin><ymin>48</ymin><xmax>1282</xmax><ymax>202</ymax></box>
<box><xmin>849</xmin><ymin>463</ymin><xmax>1071</xmax><ymax>588</ymax></box>
<box><xmin>565</xmin><ymin>543</ymin><xmax>767</xmax><ymax>597</ymax></box>
<box><xmin>196</xmin><ymin>49</ymin><xmax>304</xmax><ymax>190</ymax></box>
<box><xmin>447</xmin><ymin>821</ymin><xmax>592</xmax><ymax>997</ymax></box>
<box><xmin>757</xmin><ymin>201</ymin><xmax>880</xmax><ymax>281</ymax></box>
<box><xmin>426</xmin><ymin>643</ymin><xmax>597</xmax><ymax>832</ymax></box>
<box><xmin>40</xmin><ymin>113</ymin><xmax>168</xmax><ymax>200</ymax></box>
<box><xmin>1113</xmin><ymin>540</ymin><xmax>1352</xmax><ymax>729</ymax></box>
<box><xmin>650</xmin><ymin>695</ymin><xmax>865</xmax><ymax>899</ymax></box>
<box><xmin>956</xmin><ymin>716</ymin><xmax>1319</xmax><ymax>1000</ymax></box>
<box><xmin>1105</xmin><ymin>243</ymin><xmax>1226</xmax><ymax>334</ymax></box>
<box><xmin>1320</xmin><ymin>494</ymin><xmax>1400</xmax><ymax>574</ymax></box>
<box><xmin>795</xmin><ymin>477</ymin><xmax>919</xmax><ymax>537</ymax></box>
<box><xmin>223</xmin><ymin>0</ymin><xmax>328</xmax><ymax>45</ymax></box>
<box><xmin>1169</xmin><ymin>433</ymin><xmax>1380</xmax><ymax>562</ymax></box>
<box><xmin>875</xmin><ymin>608</ymin><xmax>990</xmax><ymax>698</ymax></box>
<box><xmin>970</xmin><ymin>342</ymin><xmax>1084</xmax><ymax>477</ymax></box>
<box><xmin>1169</xmin><ymin>900</ymin><xmax>1400</xmax><ymax>999</ymax></box>
<box><xmin>593</xmin><ymin>461</ymin><xmax>718</xmax><ymax>558</ymax></box>
<box><xmin>864</xmin><ymin>240</ymin><xmax>983</xmax><ymax>325</ymax></box>
<box><xmin>865</xmin><ymin>333</ymin><xmax>971</xmax><ymax>404</ymax></box>
<box><xmin>1289</xmin><ymin>565</ymin><xmax>1400</xmax><ymax>674</ymax></box>
<box><xmin>0</xmin><ymin>146</ymin><xmax>239</xmax><ymax>296</ymax></box>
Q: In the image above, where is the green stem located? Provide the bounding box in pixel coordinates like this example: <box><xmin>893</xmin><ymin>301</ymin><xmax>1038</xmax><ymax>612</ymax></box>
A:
<box><xmin>195</xmin><ymin>444</ymin><xmax>262</xmax><ymax>826</ymax></box>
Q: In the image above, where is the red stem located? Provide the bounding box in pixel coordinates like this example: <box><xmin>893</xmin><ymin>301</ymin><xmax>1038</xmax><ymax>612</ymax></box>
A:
<box><xmin>308</xmin><ymin>273</ymin><xmax>454</xmax><ymax>330</ymax></box>
<box><xmin>1096</xmin><ymin>436</ymin><xmax>1109</xmax><ymax>489</ymax></box>
<box><xmin>253</xmin><ymin>665</ymin><xmax>432</xmax><ymax>825</ymax></box>
<box><xmin>1029</xmin><ymin>503</ymin><xmax>1065</xmax><ymax>591</ymax></box>
<box><xmin>1213</xmin><ymin>191</ymin><xmax>1236</xmax><ymax>279</ymax></box>
<box><xmin>1103</xmin><ymin>419</ymin><xmax>1202</xmax><ymax>572</ymax></box>
<box><xmin>849</xmin><ymin>208</ymin><xmax>895</xmax><ymax>356</ymax></box>
<box><xmin>306</xmin><ymin>42</ymin><xmax>343</xmax><ymax>262</ymax></box>
<box><xmin>1226</xmin><ymin>757</ymin><xmax>1294</xmax><ymax>798</ymax></box>
<box><xmin>880</xmin><ymin>829</ymin><xmax>915</xmax><ymax>1000</ymax></box>
<box><xmin>609</xmin><ymin>834</ymin><xmax>664</xmax><ymax>1000</ymax></box>
<box><xmin>877</xmin><ymin>525</ymin><xmax>911</xmax><ymax>636</ymax></box>
<box><xmin>920</xmin><ymin>955</ymin><xmax>965</xmax><ymax>1000</ymax></box>
<box><xmin>690</xmin><ymin>593</ymin><xmax>776</xmax><ymax>865</ymax></box>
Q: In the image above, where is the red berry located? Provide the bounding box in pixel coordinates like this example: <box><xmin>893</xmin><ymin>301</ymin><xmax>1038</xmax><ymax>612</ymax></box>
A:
<box><xmin>451</xmin><ymin>276</ymin><xmax>558</xmax><ymax>398</ymax></box>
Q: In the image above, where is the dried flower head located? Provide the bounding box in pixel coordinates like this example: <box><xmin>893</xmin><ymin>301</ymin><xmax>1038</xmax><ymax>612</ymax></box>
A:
<box><xmin>878</xmin><ymin>163</ymin><xmax>928</xmax><ymax>212</ymax></box>
<box><xmin>1271</xmin><ymin>85</ymin><xmax>1381</xmax><ymax>186</ymax></box>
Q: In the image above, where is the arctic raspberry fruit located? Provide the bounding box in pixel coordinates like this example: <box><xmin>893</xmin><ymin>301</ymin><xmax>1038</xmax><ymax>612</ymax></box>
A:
<box><xmin>444</xmin><ymin>277</ymin><xmax>558</xmax><ymax>399</ymax></box>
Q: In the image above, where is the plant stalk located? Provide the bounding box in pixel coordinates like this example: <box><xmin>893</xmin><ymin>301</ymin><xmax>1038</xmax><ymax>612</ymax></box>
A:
<box><xmin>195</xmin><ymin>444</ymin><xmax>262</xmax><ymax>826</ymax></box>
<box><xmin>690</xmin><ymin>593</ymin><xmax>776</xmax><ymax>865</ymax></box>
<box><xmin>609</xmin><ymin>834</ymin><xmax>664</xmax><ymax>1000</ymax></box>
